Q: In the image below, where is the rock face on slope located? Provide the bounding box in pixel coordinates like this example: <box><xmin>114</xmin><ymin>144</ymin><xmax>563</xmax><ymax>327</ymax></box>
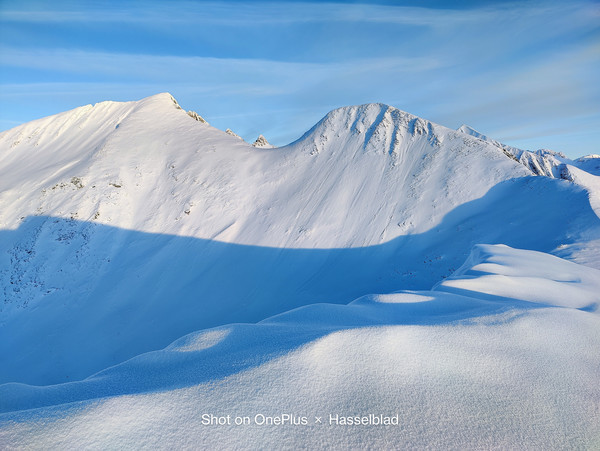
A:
<box><xmin>187</xmin><ymin>110</ymin><xmax>208</xmax><ymax>124</ymax></box>
<box><xmin>225</xmin><ymin>128</ymin><xmax>243</xmax><ymax>140</ymax></box>
<box><xmin>1</xmin><ymin>94</ymin><xmax>598</xmax><ymax>386</ymax></box>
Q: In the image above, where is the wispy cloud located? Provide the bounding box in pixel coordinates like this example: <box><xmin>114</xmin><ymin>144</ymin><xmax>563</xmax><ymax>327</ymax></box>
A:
<box><xmin>0</xmin><ymin>1</ymin><xmax>501</xmax><ymax>26</ymax></box>
<box><xmin>0</xmin><ymin>46</ymin><xmax>441</xmax><ymax>91</ymax></box>
<box><xmin>428</xmin><ymin>41</ymin><xmax>600</xmax><ymax>131</ymax></box>
<box><xmin>5</xmin><ymin>1</ymin><xmax>595</xmax><ymax>29</ymax></box>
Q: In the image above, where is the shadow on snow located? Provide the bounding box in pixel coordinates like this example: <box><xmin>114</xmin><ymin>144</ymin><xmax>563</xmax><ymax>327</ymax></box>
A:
<box><xmin>0</xmin><ymin>175</ymin><xmax>598</xmax><ymax>413</ymax></box>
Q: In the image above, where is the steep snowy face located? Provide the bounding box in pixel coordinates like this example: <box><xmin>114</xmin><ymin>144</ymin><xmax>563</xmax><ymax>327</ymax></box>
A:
<box><xmin>0</xmin><ymin>98</ymin><xmax>265</xmax><ymax>247</ymax></box>
<box><xmin>275</xmin><ymin>103</ymin><xmax>531</xmax><ymax>245</ymax></box>
<box><xmin>300</xmin><ymin>103</ymin><xmax>444</xmax><ymax>157</ymax></box>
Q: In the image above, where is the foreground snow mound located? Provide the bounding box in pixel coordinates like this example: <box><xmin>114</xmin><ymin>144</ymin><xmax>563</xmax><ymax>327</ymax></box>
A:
<box><xmin>1</xmin><ymin>245</ymin><xmax>599</xmax><ymax>449</ymax></box>
<box><xmin>434</xmin><ymin>244</ymin><xmax>600</xmax><ymax>310</ymax></box>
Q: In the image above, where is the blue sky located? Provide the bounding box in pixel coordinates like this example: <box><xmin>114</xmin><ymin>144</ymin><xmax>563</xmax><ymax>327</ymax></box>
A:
<box><xmin>1</xmin><ymin>0</ymin><xmax>598</xmax><ymax>157</ymax></box>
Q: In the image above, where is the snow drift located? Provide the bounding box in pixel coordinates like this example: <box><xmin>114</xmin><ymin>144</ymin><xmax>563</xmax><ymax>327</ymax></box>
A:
<box><xmin>1</xmin><ymin>245</ymin><xmax>598</xmax><ymax>449</ymax></box>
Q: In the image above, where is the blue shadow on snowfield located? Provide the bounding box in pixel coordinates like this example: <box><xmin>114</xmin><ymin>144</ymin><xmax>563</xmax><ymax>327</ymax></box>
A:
<box><xmin>0</xmin><ymin>176</ymin><xmax>599</xmax><ymax>413</ymax></box>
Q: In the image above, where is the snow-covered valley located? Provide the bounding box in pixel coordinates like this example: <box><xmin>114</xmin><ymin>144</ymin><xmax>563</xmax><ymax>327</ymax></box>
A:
<box><xmin>0</xmin><ymin>94</ymin><xmax>599</xmax><ymax>448</ymax></box>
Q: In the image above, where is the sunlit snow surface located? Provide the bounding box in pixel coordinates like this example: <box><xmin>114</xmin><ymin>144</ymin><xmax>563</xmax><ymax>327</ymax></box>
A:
<box><xmin>1</xmin><ymin>245</ymin><xmax>599</xmax><ymax>448</ymax></box>
<box><xmin>1</xmin><ymin>94</ymin><xmax>600</xmax><ymax>448</ymax></box>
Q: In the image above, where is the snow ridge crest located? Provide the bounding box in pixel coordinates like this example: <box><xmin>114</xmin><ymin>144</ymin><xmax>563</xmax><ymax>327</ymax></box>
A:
<box><xmin>293</xmin><ymin>103</ymin><xmax>446</xmax><ymax>157</ymax></box>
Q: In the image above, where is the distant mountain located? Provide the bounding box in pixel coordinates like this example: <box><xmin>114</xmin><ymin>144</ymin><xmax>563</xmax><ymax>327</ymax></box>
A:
<box><xmin>1</xmin><ymin>94</ymin><xmax>599</xmax><ymax>386</ymax></box>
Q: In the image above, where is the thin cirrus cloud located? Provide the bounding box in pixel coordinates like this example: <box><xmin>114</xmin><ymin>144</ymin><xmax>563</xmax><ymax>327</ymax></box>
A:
<box><xmin>0</xmin><ymin>2</ymin><xmax>505</xmax><ymax>26</ymax></box>
<box><xmin>0</xmin><ymin>47</ymin><xmax>441</xmax><ymax>84</ymax></box>
<box><xmin>0</xmin><ymin>0</ymin><xmax>598</xmax><ymax>156</ymax></box>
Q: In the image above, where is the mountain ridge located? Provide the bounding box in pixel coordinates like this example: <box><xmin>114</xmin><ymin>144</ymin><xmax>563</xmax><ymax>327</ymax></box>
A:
<box><xmin>455</xmin><ymin>122</ymin><xmax>600</xmax><ymax>178</ymax></box>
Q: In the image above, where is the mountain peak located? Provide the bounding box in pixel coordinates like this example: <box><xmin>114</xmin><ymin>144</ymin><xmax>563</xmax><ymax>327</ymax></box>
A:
<box><xmin>322</xmin><ymin>103</ymin><xmax>439</xmax><ymax>139</ymax></box>
<box><xmin>292</xmin><ymin>102</ymin><xmax>446</xmax><ymax>157</ymax></box>
<box><xmin>141</xmin><ymin>92</ymin><xmax>181</xmax><ymax>108</ymax></box>
<box><xmin>252</xmin><ymin>134</ymin><xmax>274</xmax><ymax>148</ymax></box>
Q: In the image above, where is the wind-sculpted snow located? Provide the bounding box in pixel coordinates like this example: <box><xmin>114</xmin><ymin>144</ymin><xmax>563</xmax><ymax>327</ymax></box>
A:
<box><xmin>552</xmin><ymin>163</ymin><xmax>600</xmax><ymax>270</ymax></box>
<box><xmin>574</xmin><ymin>154</ymin><xmax>600</xmax><ymax>176</ymax></box>
<box><xmin>457</xmin><ymin>123</ymin><xmax>600</xmax><ymax>274</ymax></box>
<box><xmin>1</xmin><ymin>245</ymin><xmax>599</xmax><ymax>449</ymax></box>
<box><xmin>435</xmin><ymin>244</ymin><xmax>600</xmax><ymax>310</ymax></box>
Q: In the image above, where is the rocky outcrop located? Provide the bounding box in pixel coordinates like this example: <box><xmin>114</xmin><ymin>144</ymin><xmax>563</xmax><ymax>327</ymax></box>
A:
<box><xmin>252</xmin><ymin>134</ymin><xmax>274</xmax><ymax>148</ymax></box>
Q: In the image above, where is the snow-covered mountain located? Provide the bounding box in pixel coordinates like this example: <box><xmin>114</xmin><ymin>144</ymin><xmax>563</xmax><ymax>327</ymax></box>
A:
<box><xmin>1</xmin><ymin>94</ymin><xmax>532</xmax><ymax>247</ymax></box>
<box><xmin>1</xmin><ymin>93</ymin><xmax>599</xmax><ymax>386</ymax></box>
<box><xmin>1</xmin><ymin>94</ymin><xmax>599</xmax><ymax>448</ymax></box>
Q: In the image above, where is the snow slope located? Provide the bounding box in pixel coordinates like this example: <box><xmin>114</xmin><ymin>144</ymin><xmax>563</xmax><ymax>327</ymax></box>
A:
<box><xmin>1</xmin><ymin>94</ymin><xmax>600</xmax><ymax>386</ymax></box>
<box><xmin>458</xmin><ymin>122</ymin><xmax>600</xmax><ymax>271</ymax></box>
<box><xmin>553</xmin><ymin>163</ymin><xmax>600</xmax><ymax>269</ymax></box>
<box><xmin>1</xmin><ymin>245</ymin><xmax>598</xmax><ymax>449</ymax></box>
<box><xmin>2</xmin><ymin>95</ymin><xmax>532</xmax><ymax>246</ymax></box>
